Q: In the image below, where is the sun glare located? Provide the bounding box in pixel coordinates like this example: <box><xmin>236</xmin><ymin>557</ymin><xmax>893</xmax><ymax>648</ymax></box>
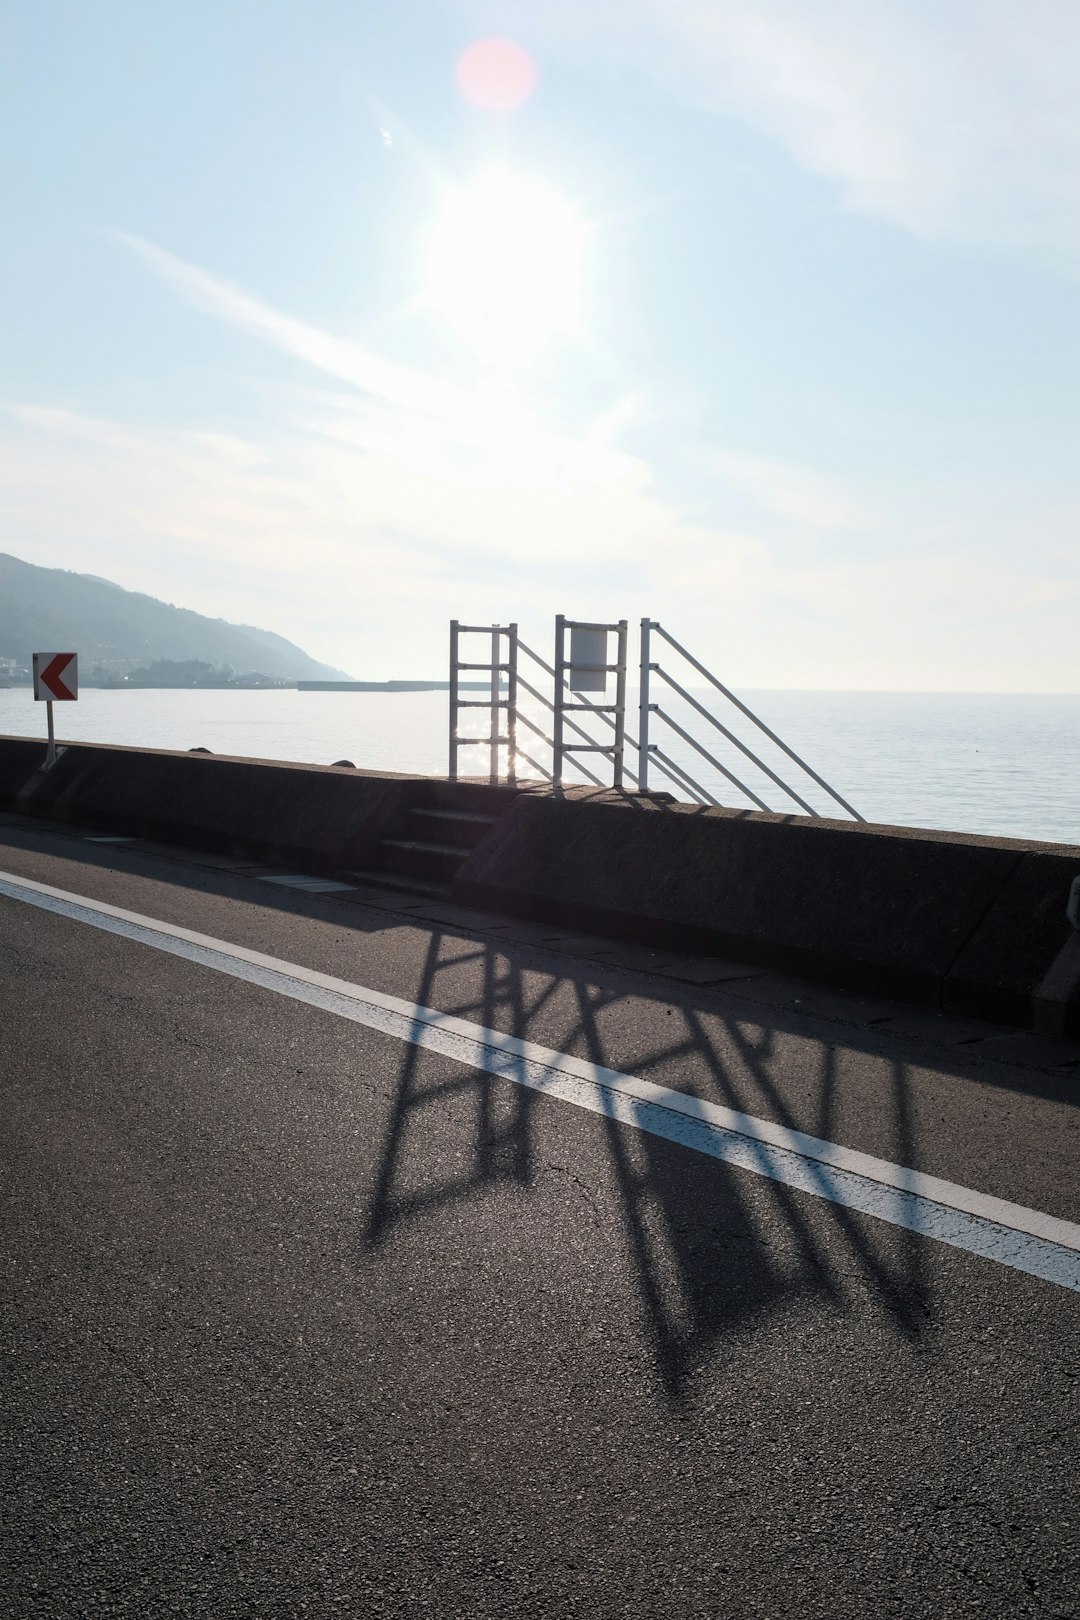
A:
<box><xmin>424</xmin><ymin>171</ymin><xmax>585</xmax><ymax>370</ymax></box>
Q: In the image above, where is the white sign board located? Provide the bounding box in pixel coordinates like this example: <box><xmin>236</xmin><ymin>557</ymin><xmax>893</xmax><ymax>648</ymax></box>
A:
<box><xmin>568</xmin><ymin>627</ymin><xmax>607</xmax><ymax>692</ymax></box>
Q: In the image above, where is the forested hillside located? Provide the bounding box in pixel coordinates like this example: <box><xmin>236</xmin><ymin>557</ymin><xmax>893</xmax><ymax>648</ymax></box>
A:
<box><xmin>0</xmin><ymin>553</ymin><xmax>349</xmax><ymax>681</ymax></box>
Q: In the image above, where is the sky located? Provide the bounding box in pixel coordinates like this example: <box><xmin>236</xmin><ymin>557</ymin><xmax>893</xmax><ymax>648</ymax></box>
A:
<box><xmin>1</xmin><ymin>0</ymin><xmax>1078</xmax><ymax>690</ymax></box>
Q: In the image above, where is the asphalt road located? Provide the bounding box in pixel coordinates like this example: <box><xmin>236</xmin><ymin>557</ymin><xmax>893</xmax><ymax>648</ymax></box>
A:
<box><xmin>1</xmin><ymin>815</ymin><xmax>1078</xmax><ymax>1619</ymax></box>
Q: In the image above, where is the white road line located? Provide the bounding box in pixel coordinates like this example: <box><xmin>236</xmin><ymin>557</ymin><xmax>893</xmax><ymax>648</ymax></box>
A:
<box><xmin>2</xmin><ymin>866</ymin><xmax>1078</xmax><ymax>1293</ymax></box>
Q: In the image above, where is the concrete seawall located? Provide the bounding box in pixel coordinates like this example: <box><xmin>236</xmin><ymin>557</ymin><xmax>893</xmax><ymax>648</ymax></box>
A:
<box><xmin>454</xmin><ymin>794</ymin><xmax>1080</xmax><ymax>1036</ymax></box>
<box><xmin>2</xmin><ymin>735</ymin><xmax>1077</xmax><ymax>1037</ymax></box>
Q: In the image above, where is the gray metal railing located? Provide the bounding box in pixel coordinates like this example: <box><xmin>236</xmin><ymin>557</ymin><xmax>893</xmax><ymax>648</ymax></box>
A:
<box><xmin>639</xmin><ymin>619</ymin><xmax>863</xmax><ymax>819</ymax></box>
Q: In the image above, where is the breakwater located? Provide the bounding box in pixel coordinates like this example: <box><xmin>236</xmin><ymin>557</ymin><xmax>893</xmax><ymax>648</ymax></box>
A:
<box><xmin>1</xmin><ymin>735</ymin><xmax>1076</xmax><ymax>1038</ymax></box>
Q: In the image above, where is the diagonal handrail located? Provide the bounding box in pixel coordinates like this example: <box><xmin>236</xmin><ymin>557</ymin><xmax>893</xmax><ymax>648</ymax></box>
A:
<box><xmin>515</xmin><ymin>708</ymin><xmax>604</xmax><ymax>788</ymax></box>
<box><xmin>653</xmin><ymin>665</ymin><xmax>818</xmax><ymax>816</ymax></box>
<box><xmin>516</xmin><ymin>639</ymin><xmax>557</xmax><ymax>681</ymax></box>
<box><xmin>517</xmin><ymin>641</ymin><xmax>607</xmax><ymax>787</ymax></box>
<box><xmin>522</xmin><ymin>637</ymin><xmax>736</xmax><ymax>800</ymax></box>
<box><xmin>651</xmin><ymin>623</ymin><xmax>864</xmax><ymax>820</ymax></box>
<box><xmin>517</xmin><ymin>672</ymin><xmax>604</xmax><ymax>780</ymax></box>
<box><xmin>649</xmin><ymin>747</ymin><xmax>715</xmax><ymax>805</ymax></box>
<box><xmin>521</xmin><ymin>637</ymin><xmax>721</xmax><ymax>803</ymax></box>
<box><xmin>515</xmin><ymin>744</ymin><xmax>557</xmax><ymax>782</ymax></box>
<box><xmin>653</xmin><ymin>706</ymin><xmax>772</xmax><ymax>811</ymax></box>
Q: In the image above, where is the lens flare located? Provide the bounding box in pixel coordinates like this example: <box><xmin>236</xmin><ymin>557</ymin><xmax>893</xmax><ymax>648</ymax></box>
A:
<box><xmin>456</xmin><ymin>37</ymin><xmax>537</xmax><ymax>112</ymax></box>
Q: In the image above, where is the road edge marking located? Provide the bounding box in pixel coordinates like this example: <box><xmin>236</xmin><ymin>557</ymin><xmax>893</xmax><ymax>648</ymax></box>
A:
<box><xmin>2</xmin><ymin>866</ymin><xmax>1078</xmax><ymax>1291</ymax></box>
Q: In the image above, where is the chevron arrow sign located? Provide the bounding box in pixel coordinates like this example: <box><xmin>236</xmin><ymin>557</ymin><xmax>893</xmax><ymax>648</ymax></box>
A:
<box><xmin>33</xmin><ymin>653</ymin><xmax>78</xmax><ymax>701</ymax></box>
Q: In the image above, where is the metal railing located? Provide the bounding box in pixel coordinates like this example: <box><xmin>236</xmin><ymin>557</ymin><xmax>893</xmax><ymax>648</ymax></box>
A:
<box><xmin>448</xmin><ymin>621</ymin><xmax>518</xmax><ymax>785</ymax></box>
<box><xmin>513</xmin><ymin>621</ymin><xmax>730</xmax><ymax>805</ymax></box>
<box><xmin>511</xmin><ymin>635</ymin><xmax>605</xmax><ymax>790</ymax></box>
<box><xmin>639</xmin><ymin>620</ymin><xmax>863</xmax><ymax>819</ymax></box>
<box><xmin>448</xmin><ymin>614</ymin><xmax>862</xmax><ymax>819</ymax></box>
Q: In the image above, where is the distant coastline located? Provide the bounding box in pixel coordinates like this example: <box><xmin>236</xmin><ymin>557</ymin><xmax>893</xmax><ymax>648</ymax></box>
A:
<box><xmin>0</xmin><ymin>678</ymin><xmax>496</xmax><ymax>692</ymax></box>
<box><xmin>298</xmin><ymin>680</ymin><xmax>497</xmax><ymax>692</ymax></box>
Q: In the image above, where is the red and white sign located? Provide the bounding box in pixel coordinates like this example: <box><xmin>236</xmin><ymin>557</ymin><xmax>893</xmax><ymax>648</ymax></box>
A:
<box><xmin>33</xmin><ymin>652</ymin><xmax>78</xmax><ymax>701</ymax></box>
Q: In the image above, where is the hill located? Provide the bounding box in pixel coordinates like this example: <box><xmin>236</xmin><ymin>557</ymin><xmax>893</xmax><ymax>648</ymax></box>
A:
<box><xmin>0</xmin><ymin>553</ymin><xmax>351</xmax><ymax>682</ymax></box>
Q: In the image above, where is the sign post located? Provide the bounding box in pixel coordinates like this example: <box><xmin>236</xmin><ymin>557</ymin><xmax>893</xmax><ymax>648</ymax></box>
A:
<box><xmin>32</xmin><ymin>652</ymin><xmax>78</xmax><ymax>768</ymax></box>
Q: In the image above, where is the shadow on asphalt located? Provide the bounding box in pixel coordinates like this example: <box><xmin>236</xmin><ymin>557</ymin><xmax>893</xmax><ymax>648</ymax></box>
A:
<box><xmin>364</xmin><ymin>924</ymin><xmax>934</xmax><ymax>1407</ymax></box>
<box><xmin>0</xmin><ymin>820</ymin><xmax>1066</xmax><ymax>1409</ymax></box>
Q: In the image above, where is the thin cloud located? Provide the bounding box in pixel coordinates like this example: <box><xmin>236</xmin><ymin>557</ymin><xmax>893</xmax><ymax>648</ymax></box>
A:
<box><xmin>490</xmin><ymin>0</ymin><xmax>1080</xmax><ymax>265</ymax></box>
<box><xmin>710</xmin><ymin>449</ymin><xmax>867</xmax><ymax>530</ymax></box>
<box><xmin>10</xmin><ymin>232</ymin><xmax>1062</xmax><ymax>690</ymax></box>
<box><xmin>5</xmin><ymin>400</ymin><xmax>1075</xmax><ymax>691</ymax></box>
<box><xmin>112</xmin><ymin>231</ymin><xmax>470</xmax><ymax>420</ymax></box>
<box><xmin>112</xmin><ymin>230</ymin><xmax>647</xmax><ymax>490</ymax></box>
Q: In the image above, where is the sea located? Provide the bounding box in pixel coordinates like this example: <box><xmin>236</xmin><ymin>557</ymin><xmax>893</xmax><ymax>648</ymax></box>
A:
<box><xmin>1</xmin><ymin>685</ymin><xmax>1076</xmax><ymax>845</ymax></box>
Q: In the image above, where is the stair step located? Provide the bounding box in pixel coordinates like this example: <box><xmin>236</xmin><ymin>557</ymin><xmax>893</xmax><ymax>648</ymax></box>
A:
<box><xmin>383</xmin><ymin>838</ymin><xmax>465</xmax><ymax>856</ymax></box>
<box><xmin>379</xmin><ymin>837</ymin><xmax>466</xmax><ymax>883</ymax></box>
<box><xmin>343</xmin><ymin>869</ymin><xmax>452</xmax><ymax>902</ymax></box>
<box><xmin>410</xmin><ymin>810</ymin><xmax>496</xmax><ymax>826</ymax></box>
<box><xmin>403</xmin><ymin>807</ymin><xmax>498</xmax><ymax>850</ymax></box>
<box><xmin>428</xmin><ymin>781</ymin><xmax>521</xmax><ymax>814</ymax></box>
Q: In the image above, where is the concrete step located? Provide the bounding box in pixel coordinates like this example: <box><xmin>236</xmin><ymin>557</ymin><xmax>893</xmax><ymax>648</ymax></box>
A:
<box><xmin>342</xmin><ymin>869</ymin><xmax>452</xmax><ymax>903</ymax></box>
<box><xmin>402</xmin><ymin>807</ymin><xmax>498</xmax><ymax>851</ymax></box>
<box><xmin>379</xmin><ymin>838</ymin><xmax>465</xmax><ymax>884</ymax></box>
<box><xmin>426</xmin><ymin>780</ymin><xmax>521</xmax><ymax>815</ymax></box>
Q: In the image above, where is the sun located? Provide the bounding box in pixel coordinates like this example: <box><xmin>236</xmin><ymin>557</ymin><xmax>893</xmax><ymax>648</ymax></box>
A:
<box><xmin>424</xmin><ymin>170</ymin><xmax>586</xmax><ymax>370</ymax></box>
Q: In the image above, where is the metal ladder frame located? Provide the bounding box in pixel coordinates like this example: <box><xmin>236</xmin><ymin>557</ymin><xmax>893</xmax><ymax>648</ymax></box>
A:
<box><xmin>552</xmin><ymin>615</ymin><xmax>628</xmax><ymax>790</ymax></box>
<box><xmin>448</xmin><ymin>621</ymin><xmax>518</xmax><ymax>786</ymax></box>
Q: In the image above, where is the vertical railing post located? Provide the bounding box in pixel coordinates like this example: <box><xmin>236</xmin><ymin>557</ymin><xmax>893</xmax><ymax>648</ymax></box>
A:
<box><xmin>507</xmin><ymin>622</ymin><xmax>519</xmax><ymax>787</ymax></box>
<box><xmin>553</xmin><ymin>613</ymin><xmax>566</xmax><ymax>790</ymax></box>
<box><xmin>489</xmin><ymin>625</ymin><xmax>500</xmax><ymax>786</ymax></box>
<box><xmin>449</xmin><ymin>618</ymin><xmax>460</xmax><ymax>780</ymax></box>
<box><xmin>639</xmin><ymin>617</ymin><xmax>651</xmax><ymax>793</ymax></box>
<box><xmin>613</xmin><ymin>619</ymin><xmax>628</xmax><ymax>790</ymax></box>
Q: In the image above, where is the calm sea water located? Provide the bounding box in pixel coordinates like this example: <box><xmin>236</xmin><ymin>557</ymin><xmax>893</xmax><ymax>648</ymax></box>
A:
<box><xmin>1</xmin><ymin>685</ymin><xmax>1076</xmax><ymax>844</ymax></box>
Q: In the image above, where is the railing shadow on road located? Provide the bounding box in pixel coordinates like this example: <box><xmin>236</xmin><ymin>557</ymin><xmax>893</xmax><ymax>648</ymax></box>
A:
<box><xmin>3</xmin><ymin>826</ymin><xmax>1071</xmax><ymax>1408</ymax></box>
<box><xmin>364</xmin><ymin>925</ymin><xmax>937</xmax><ymax>1409</ymax></box>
